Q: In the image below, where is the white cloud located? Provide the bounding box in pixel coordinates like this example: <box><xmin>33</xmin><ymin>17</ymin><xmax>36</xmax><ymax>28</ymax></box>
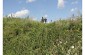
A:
<box><xmin>71</xmin><ymin>0</ymin><xmax>78</xmax><ymax>4</ymax></box>
<box><xmin>71</xmin><ymin>8</ymin><xmax>77</xmax><ymax>12</ymax></box>
<box><xmin>8</xmin><ymin>13</ymin><xmax>14</xmax><ymax>17</ymax></box>
<box><xmin>8</xmin><ymin>9</ymin><xmax>30</xmax><ymax>18</ymax></box>
<box><xmin>26</xmin><ymin>0</ymin><xmax>35</xmax><ymax>3</ymax></box>
<box><xmin>44</xmin><ymin>14</ymin><xmax>48</xmax><ymax>18</ymax></box>
<box><xmin>32</xmin><ymin>17</ymin><xmax>38</xmax><ymax>21</ymax></box>
<box><xmin>57</xmin><ymin>0</ymin><xmax>65</xmax><ymax>8</ymax></box>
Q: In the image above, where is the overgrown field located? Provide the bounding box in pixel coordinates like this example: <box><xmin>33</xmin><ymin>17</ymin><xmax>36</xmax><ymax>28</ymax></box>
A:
<box><xmin>3</xmin><ymin>16</ymin><xmax>82</xmax><ymax>55</ymax></box>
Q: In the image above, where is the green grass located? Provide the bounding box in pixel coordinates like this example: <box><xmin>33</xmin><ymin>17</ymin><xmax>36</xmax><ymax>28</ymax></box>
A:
<box><xmin>3</xmin><ymin>16</ymin><xmax>82</xmax><ymax>55</ymax></box>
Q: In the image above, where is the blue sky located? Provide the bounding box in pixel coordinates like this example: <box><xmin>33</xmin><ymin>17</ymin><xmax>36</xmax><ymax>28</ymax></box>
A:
<box><xmin>3</xmin><ymin>0</ymin><xmax>82</xmax><ymax>21</ymax></box>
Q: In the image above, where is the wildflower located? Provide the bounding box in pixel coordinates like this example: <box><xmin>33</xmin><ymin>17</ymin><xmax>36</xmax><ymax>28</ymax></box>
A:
<box><xmin>71</xmin><ymin>46</ymin><xmax>74</xmax><ymax>49</ymax></box>
<box><xmin>59</xmin><ymin>41</ymin><xmax>62</xmax><ymax>44</ymax></box>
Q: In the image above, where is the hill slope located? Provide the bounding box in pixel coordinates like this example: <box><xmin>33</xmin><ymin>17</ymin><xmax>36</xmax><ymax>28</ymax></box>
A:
<box><xmin>3</xmin><ymin>17</ymin><xmax>82</xmax><ymax>55</ymax></box>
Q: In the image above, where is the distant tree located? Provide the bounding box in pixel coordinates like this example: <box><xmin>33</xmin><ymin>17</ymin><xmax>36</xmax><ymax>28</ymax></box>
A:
<box><xmin>44</xmin><ymin>18</ymin><xmax>47</xmax><ymax>23</ymax></box>
<box><xmin>41</xmin><ymin>17</ymin><xmax>44</xmax><ymax>23</ymax></box>
<box><xmin>26</xmin><ymin>15</ymin><xmax>29</xmax><ymax>19</ymax></box>
<box><xmin>51</xmin><ymin>20</ymin><xmax>52</xmax><ymax>22</ymax></box>
<box><xmin>41</xmin><ymin>17</ymin><xmax>47</xmax><ymax>23</ymax></box>
<box><xmin>72</xmin><ymin>14</ymin><xmax>75</xmax><ymax>18</ymax></box>
<box><xmin>11</xmin><ymin>14</ymin><xmax>12</xmax><ymax>17</ymax></box>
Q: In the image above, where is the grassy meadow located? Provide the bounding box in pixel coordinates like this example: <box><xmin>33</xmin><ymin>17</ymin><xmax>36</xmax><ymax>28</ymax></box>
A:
<box><xmin>3</xmin><ymin>16</ymin><xmax>82</xmax><ymax>55</ymax></box>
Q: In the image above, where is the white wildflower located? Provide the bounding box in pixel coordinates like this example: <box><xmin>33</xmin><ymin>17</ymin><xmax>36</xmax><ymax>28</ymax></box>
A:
<box><xmin>71</xmin><ymin>46</ymin><xmax>74</xmax><ymax>49</ymax></box>
<box><xmin>59</xmin><ymin>41</ymin><xmax>62</xmax><ymax>44</ymax></box>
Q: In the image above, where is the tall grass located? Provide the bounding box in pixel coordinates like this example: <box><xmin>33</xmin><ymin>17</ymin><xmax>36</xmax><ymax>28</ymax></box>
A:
<box><xmin>3</xmin><ymin>16</ymin><xmax>82</xmax><ymax>55</ymax></box>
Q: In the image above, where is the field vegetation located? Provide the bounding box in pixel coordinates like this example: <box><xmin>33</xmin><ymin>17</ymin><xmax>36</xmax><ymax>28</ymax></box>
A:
<box><xmin>3</xmin><ymin>16</ymin><xmax>82</xmax><ymax>55</ymax></box>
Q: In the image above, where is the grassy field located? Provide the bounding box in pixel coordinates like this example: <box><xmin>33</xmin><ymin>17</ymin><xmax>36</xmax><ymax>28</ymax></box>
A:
<box><xmin>3</xmin><ymin>16</ymin><xmax>82</xmax><ymax>55</ymax></box>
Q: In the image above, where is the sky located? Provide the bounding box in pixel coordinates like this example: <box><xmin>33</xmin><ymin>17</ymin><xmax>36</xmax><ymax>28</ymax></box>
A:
<box><xmin>3</xmin><ymin>0</ymin><xmax>82</xmax><ymax>22</ymax></box>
